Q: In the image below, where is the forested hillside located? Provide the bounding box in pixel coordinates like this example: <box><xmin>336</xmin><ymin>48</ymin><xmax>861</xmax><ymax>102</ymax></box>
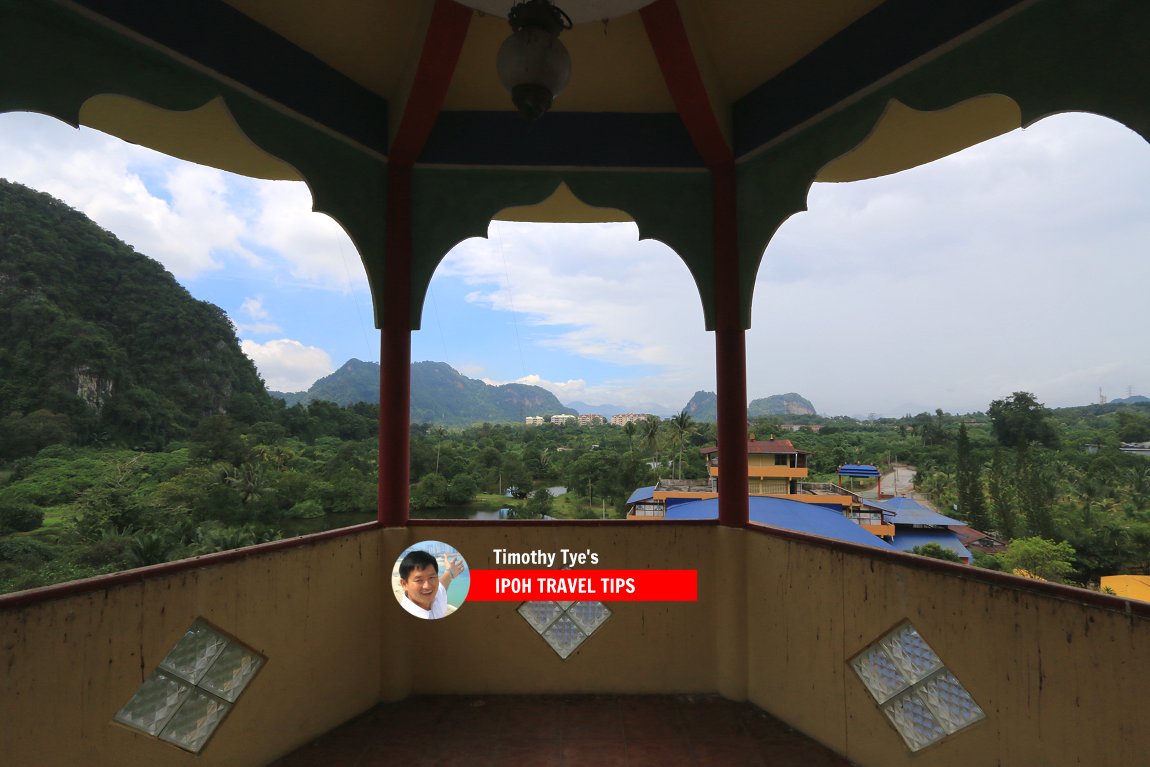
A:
<box><xmin>0</xmin><ymin>179</ymin><xmax>267</xmax><ymax>455</ymax></box>
<box><xmin>273</xmin><ymin>358</ymin><xmax>577</xmax><ymax>425</ymax></box>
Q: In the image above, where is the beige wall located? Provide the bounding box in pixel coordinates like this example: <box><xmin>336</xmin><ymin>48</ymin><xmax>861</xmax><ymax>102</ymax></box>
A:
<box><xmin>5</xmin><ymin>521</ymin><xmax>1150</xmax><ymax>767</ymax></box>
<box><xmin>0</xmin><ymin>530</ymin><xmax>385</xmax><ymax>767</ymax></box>
<box><xmin>745</xmin><ymin>530</ymin><xmax>1150</xmax><ymax>767</ymax></box>
<box><xmin>384</xmin><ymin>524</ymin><xmax>719</xmax><ymax>697</ymax></box>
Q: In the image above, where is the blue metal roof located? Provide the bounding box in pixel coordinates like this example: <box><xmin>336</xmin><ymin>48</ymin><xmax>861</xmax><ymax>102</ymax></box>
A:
<box><xmin>862</xmin><ymin>496</ymin><xmax>965</xmax><ymax>526</ymax></box>
<box><xmin>626</xmin><ymin>485</ymin><xmax>657</xmax><ymax>505</ymax></box>
<box><xmin>664</xmin><ymin>497</ymin><xmax>894</xmax><ymax>550</ymax></box>
<box><xmin>838</xmin><ymin>464</ymin><xmax>881</xmax><ymax>477</ymax></box>
<box><xmin>890</xmin><ymin>530</ymin><xmax>973</xmax><ymax>561</ymax></box>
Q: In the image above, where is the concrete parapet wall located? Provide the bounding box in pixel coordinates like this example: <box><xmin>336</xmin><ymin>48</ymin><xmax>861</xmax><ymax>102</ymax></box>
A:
<box><xmin>0</xmin><ymin>528</ymin><xmax>385</xmax><ymax>767</ymax></box>
<box><xmin>4</xmin><ymin>520</ymin><xmax>1149</xmax><ymax>766</ymax></box>
<box><xmin>745</xmin><ymin>528</ymin><xmax>1150</xmax><ymax>766</ymax></box>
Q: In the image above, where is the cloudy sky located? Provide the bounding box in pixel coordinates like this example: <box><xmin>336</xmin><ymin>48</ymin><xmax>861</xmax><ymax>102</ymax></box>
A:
<box><xmin>1</xmin><ymin>110</ymin><xmax>1147</xmax><ymax>417</ymax></box>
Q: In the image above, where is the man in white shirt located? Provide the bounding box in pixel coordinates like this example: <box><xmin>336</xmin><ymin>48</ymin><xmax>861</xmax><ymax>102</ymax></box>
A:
<box><xmin>398</xmin><ymin>549</ymin><xmax>464</xmax><ymax>619</ymax></box>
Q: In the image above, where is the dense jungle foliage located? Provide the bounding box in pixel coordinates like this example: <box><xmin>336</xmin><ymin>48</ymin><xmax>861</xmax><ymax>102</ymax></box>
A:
<box><xmin>0</xmin><ymin>180</ymin><xmax>267</xmax><ymax>450</ymax></box>
<box><xmin>3</xmin><ymin>393</ymin><xmax>1148</xmax><ymax>594</ymax></box>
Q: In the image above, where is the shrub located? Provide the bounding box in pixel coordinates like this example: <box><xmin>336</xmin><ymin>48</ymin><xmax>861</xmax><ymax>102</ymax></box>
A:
<box><xmin>911</xmin><ymin>542</ymin><xmax>962</xmax><ymax>562</ymax></box>
<box><xmin>285</xmin><ymin>499</ymin><xmax>325</xmax><ymax>519</ymax></box>
<box><xmin>0</xmin><ymin>502</ymin><xmax>45</xmax><ymax>532</ymax></box>
<box><xmin>0</xmin><ymin>538</ymin><xmax>53</xmax><ymax>565</ymax></box>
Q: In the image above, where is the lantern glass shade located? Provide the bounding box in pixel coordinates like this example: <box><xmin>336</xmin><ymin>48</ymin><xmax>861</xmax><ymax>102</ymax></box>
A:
<box><xmin>496</xmin><ymin>27</ymin><xmax>571</xmax><ymax>118</ymax></box>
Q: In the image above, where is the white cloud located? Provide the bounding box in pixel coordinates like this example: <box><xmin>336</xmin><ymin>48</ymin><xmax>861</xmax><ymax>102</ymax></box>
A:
<box><xmin>441</xmin><ymin>221</ymin><xmax>710</xmax><ymax>368</ymax></box>
<box><xmin>240</xmin><ymin>339</ymin><xmax>333</xmax><ymax>392</ymax></box>
<box><xmin>513</xmin><ymin>374</ymin><xmax>589</xmax><ymax>401</ymax></box>
<box><xmin>240</xmin><ymin>297</ymin><xmax>270</xmax><ymax>319</ymax></box>
<box><xmin>748</xmin><ymin>112</ymin><xmax>1150</xmax><ymax>416</ymax></box>
<box><xmin>5</xmin><ymin>110</ymin><xmax>1148</xmax><ymax>416</ymax></box>
<box><xmin>0</xmin><ymin>113</ymin><xmax>366</xmax><ymax>292</ymax></box>
<box><xmin>235</xmin><ymin>321</ymin><xmax>282</xmax><ymax>335</ymax></box>
<box><xmin>0</xmin><ymin>114</ymin><xmax>262</xmax><ymax>279</ymax></box>
<box><xmin>249</xmin><ymin>181</ymin><xmax>369</xmax><ymax>292</ymax></box>
<box><xmin>235</xmin><ymin>297</ymin><xmax>280</xmax><ymax>334</ymax></box>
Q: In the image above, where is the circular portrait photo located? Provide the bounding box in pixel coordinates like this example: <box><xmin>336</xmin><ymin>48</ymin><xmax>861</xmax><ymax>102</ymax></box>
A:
<box><xmin>391</xmin><ymin>541</ymin><xmax>470</xmax><ymax>619</ymax></box>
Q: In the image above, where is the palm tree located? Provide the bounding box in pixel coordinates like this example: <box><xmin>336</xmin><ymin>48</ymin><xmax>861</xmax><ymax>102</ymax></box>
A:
<box><xmin>433</xmin><ymin>425</ymin><xmax>447</xmax><ymax>474</ymax></box>
<box><xmin>641</xmin><ymin>415</ymin><xmax>661</xmax><ymax>470</ymax></box>
<box><xmin>670</xmin><ymin>410</ymin><xmax>694</xmax><ymax>479</ymax></box>
<box><xmin>224</xmin><ymin>462</ymin><xmax>267</xmax><ymax>505</ymax></box>
<box><xmin>623</xmin><ymin>421</ymin><xmax>637</xmax><ymax>454</ymax></box>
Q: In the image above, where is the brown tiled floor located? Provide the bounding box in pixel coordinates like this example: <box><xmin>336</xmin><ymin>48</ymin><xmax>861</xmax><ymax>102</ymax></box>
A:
<box><xmin>269</xmin><ymin>695</ymin><xmax>853</xmax><ymax>766</ymax></box>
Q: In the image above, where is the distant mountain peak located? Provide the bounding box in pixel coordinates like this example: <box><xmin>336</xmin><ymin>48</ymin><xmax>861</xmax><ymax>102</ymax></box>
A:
<box><xmin>270</xmin><ymin>359</ymin><xmax>576</xmax><ymax>425</ymax></box>
<box><xmin>680</xmin><ymin>390</ymin><xmax>816</xmax><ymax>422</ymax></box>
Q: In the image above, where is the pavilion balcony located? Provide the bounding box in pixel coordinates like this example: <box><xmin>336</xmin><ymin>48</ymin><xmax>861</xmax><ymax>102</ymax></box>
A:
<box><xmin>3</xmin><ymin>518</ymin><xmax>1148</xmax><ymax>766</ymax></box>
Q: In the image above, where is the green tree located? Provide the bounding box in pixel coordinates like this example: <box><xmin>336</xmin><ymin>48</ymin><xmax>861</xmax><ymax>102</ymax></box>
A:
<box><xmin>190</xmin><ymin>415</ymin><xmax>247</xmax><ymax>465</ymax></box>
<box><xmin>410</xmin><ymin>473</ymin><xmax>448</xmax><ymax>510</ymax></box>
<box><xmin>525</xmin><ymin>488</ymin><xmax>554</xmax><ymax>518</ymax></box>
<box><xmin>641</xmin><ymin>415</ymin><xmax>661</xmax><ymax>468</ymax></box>
<box><xmin>223</xmin><ymin>462</ymin><xmax>268</xmax><ymax>506</ymax></box>
<box><xmin>444</xmin><ymin>474</ymin><xmax>478</xmax><ymax>505</ymax></box>
<box><xmin>1016</xmin><ymin>451</ymin><xmax>1057</xmax><ymax>538</ymax></box>
<box><xmin>988</xmin><ymin>392</ymin><xmax>1060</xmax><ymax>449</ymax></box>
<box><xmin>623</xmin><ymin>420</ymin><xmax>637</xmax><ymax>454</ymax></box>
<box><xmin>670</xmin><ymin>410</ymin><xmax>694</xmax><ymax>479</ymax></box>
<box><xmin>955</xmin><ymin>423</ymin><xmax>990</xmax><ymax>530</ymax></box>
<box><xmin>999</xmin><ymin>536</ymin><xmax>1076</xmax><ymax>583</ymax></box>
<box><xmin>911</xmin><ymin>542</ymin><xmax>962</xmax><ymax>562</ymax></box>
<box><xmin>0</xmin><ymin>409</ymin><xmax>74</xmax><ymax>460</ymax></box>
<box><xmin>987</xmin><ymin>448</ymin><xmax>1018</xmax><ymax>538</ymax></box>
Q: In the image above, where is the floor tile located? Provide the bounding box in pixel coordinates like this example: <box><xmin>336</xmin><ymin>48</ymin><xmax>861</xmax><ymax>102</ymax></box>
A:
<box><xmin>268</xmin><ymin>694</ymin><xmax>854</xmax><ymax>767</ymax></box>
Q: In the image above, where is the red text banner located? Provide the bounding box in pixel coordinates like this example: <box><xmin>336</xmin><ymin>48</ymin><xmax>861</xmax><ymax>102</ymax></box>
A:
<box><xmin>468</xmin><ymin>569</ymin><xmax>697</xmax><ymax>602</ymax></box>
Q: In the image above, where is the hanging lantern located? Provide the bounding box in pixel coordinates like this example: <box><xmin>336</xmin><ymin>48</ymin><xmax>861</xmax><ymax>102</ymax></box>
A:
<box><xmin>495</xmin><ymin>0</ymin><xmax>573</xmax><ymax>122</ymax></box>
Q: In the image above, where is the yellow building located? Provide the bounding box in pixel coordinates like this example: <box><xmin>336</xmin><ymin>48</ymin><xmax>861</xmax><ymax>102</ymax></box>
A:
<box><xmin>1101</xmin><ymin>575</ymin><xmax>1150</xmax><ymax>602</ymax></box>
<box><xmin>704</xmin><ymin>438</ymin><xmax>809</xmax><ymax>496</ymax></box>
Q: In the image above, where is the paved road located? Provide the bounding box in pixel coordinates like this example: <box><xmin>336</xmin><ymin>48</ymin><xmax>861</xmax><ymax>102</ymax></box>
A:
<box><xmin>858</xmin><ymin>465</ymin><xmax>917</xmax><ymax>499</ymax></box>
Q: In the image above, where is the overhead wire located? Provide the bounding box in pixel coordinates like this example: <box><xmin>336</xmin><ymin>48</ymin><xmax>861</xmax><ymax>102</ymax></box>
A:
<box><xmin>490</xmin><ymin>221</ymin><xmax>529</xmax><ymax>381</ymax></box>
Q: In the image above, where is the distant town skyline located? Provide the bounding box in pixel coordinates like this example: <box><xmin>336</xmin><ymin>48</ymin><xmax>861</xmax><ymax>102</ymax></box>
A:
<box><xmin>1</xmin><ymin>110</ymin><xmax>1147</xmax><ymax>417</ymax></box>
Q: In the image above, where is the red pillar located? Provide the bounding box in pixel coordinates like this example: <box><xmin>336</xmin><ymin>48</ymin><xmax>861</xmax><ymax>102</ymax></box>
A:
<box><xmin>712</xmin><ymin>163</ymin><xmax>749</xmax><ymax>527</ymax></box>
<box><xmin>379</xmin><ymin>164</ymin><xmax>413</xmax><ymax>526</ymax></box>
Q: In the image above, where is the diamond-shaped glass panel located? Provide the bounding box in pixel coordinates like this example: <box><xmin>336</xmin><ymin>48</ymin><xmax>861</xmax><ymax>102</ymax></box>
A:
<box><xmin>114</xmin><ymin>671</ymin><xmax>191</xmax><ymax>736</ymax></box>
<box><xmin>567</xmin><ymin>601</ymin><xmax>611</xmax><ymax>634</ymax></box>
<box><xmin>198</xmin><ymin>643</ymin><xmax>264</xmax><ymax>703</ymax></box>
<box><xmin>880</xmin><ymin>624</ymin><xmax>942</xmax><ymax>681</ymax></box>
<box><xmin>556</xmin><ymin>601</ymin><xmax>574</xmax><ymax>609</ymax></box>
<box><xmin>114</xmin><ymin>619</ymin><xmax>264</xmax><ymax>753</ymax></box>
<box><xmin>158</xmin><ymin>688</ymin><xmax>231</xmax><ymax>753</ymax></box>
<box><xmin>158</xmin><ymin>620</ymin><xmax>228</xmax><ymax>684</ymax></box>
<box><xmin>851</xmin><ymin>647</ymin><xmax>909</xmax><ymax>703</ymax></box>
<box><xmin>852</xmin><ymin>622</ymin><xmax>984</xmax><ymax>753</ymax></box>
<box><xmin>918</xmin><ymin>670</ymin><xmax>985</xmax><ymax>734</ymax></box>
<box><xmin>883</xmin><ymin>692</ymin><xmax>947</xmax><ymax>752</ymax></box>
<box><xmin>542</xmin><ymin>614</ymin><xmax>588</xmax><ymax>659</ymax></box>
<box><xmin>518</xmin><ymin>601</ymin><xmax>562</xmax><ymax>633</ymax></box>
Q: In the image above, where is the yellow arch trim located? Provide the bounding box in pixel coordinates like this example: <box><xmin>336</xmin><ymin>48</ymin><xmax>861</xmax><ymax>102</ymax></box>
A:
<box><xmin>816</xmin><ymin>95</ymin><xmax>1022</xmax><ymax>183</ymax></box>
<box><xmin>493</xmin><ymin>181</ymin><xmax>633</xmax><ymax>223</ymax></box>
<box><xmin>79</xmin><ymin>95</ymin><xmax>302</xmax><ymax>181</ymax></box>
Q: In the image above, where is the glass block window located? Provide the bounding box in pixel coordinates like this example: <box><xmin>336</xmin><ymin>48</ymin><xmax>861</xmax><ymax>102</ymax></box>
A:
<box><xmin>850</xmin><ymin>622</ymin><xmax>984</xmax><ymax>752</ymax></box>
<box><xmin>517</xmin><ymin>599</ymin><xmax>611</xmax><ymax>659</ymax></box>
<box><xmin>114</xmin><ymin>619</ymin><xmax>264</xmax><ymax>753</ymax></box>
